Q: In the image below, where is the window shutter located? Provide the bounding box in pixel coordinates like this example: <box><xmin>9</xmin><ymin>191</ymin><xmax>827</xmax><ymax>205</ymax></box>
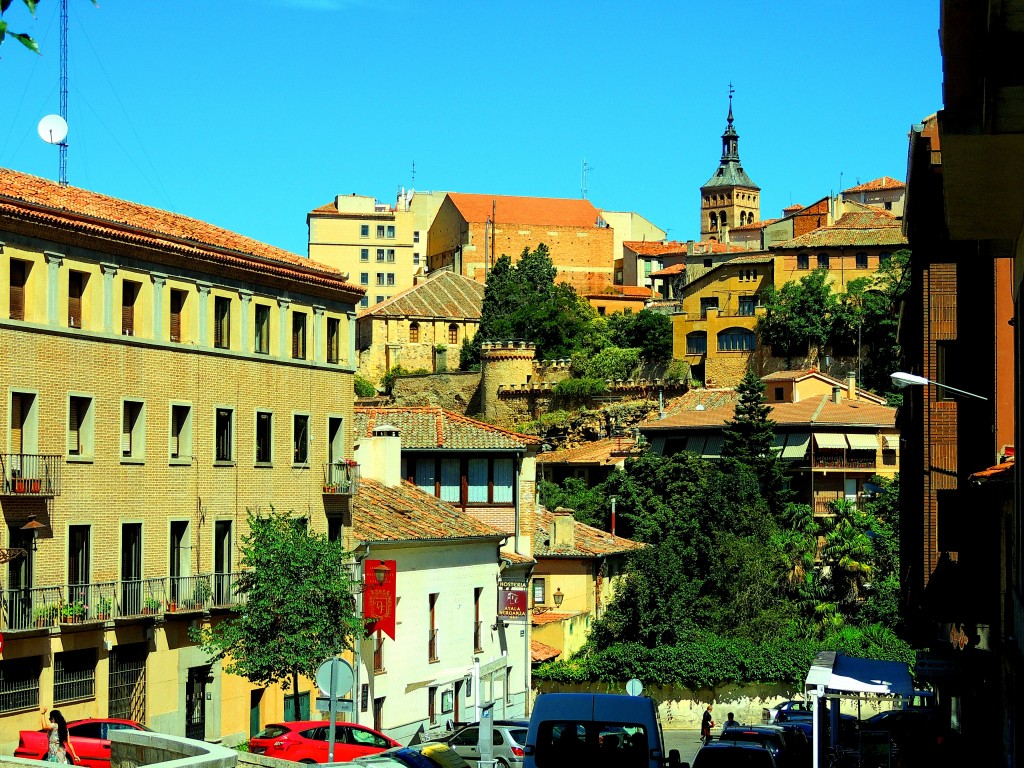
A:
<box><xmin>68</xmin><ymin>272</ymin><xmax>83</xmax><ymax>327</ymax></box>
<box><xmin>122</xmin><ymin>405</ymin><xmax>133</xmax><ymax>456</ymax></box>
<box><xmin>9</xmin><ymin>260</ymin><xmax>25</xmax><ymax>320</ymax></box>
<box><xmin>292</xmin><ymin>322</ymin><xmax>300</xmax><ymax>358</ymax></box>
<box><xmin>11</xmin><ymin>393</ymin><xmax>23</xmax><ymax>454</ymax></box>
<box><xmin>122</xmin><ymin>283</ymin><xmax>135</xmax><ymax>335</ymax></box>
<box><xmin>170</xmin><ymin>292</ymin><xmax>183</xmax><ymax>342</ymax></box>
<box><xmin>69</xmin><ymin>398</ymin><xmax>81</xmax><ymax>455</ymax></box>
<box><xmin>170</xmin><ymin>409</ymin><xmax>181</xmax><ymax>459</ymax></box>
<box><xmin>214</xmin><ymin>310</ymin><xmax>223</xmax><ymax>348</ymax></box>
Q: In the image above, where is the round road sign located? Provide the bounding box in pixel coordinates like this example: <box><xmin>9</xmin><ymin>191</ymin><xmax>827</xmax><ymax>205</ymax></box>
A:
<box><xmin>315</xmin><ymin>657</ymin><xmax>354</xmax><ymax>698</ymax></box>
<box><xmin>626</xmin><ymin>678</ymin><xmax>643</xmax><ymax>696</ymax></box>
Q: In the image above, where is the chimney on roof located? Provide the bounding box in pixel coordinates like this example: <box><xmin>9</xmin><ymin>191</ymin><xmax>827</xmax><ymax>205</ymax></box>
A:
<box><xmin>847</xmin><ymin>372</ymin><xmax>857</xmax><ymax>401</ymax></box>
<box><xmin>686</xmin><ymin>240</ymin><xmax>695</xmax><ymax>257</ymax></box>
<box><xmin>832</xmin><ymin>385</ymin><xmax>843</xmax><ymax>404</ymax></box>
<box><xmin>355</xmin><ymin>424</ymin><xmax>402</xmax><ymax>488</ymax></box>
<box><xmin>551</xmin><ymin>508</ymin><xmax>576</xmax><ymax>549</ymax></box>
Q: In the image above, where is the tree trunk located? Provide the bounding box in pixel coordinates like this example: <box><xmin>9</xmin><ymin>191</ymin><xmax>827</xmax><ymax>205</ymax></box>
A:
<box><xmin>292</xmin><ymin>669</ymin><xmax>301</xmax><ymax>721</ymax></box>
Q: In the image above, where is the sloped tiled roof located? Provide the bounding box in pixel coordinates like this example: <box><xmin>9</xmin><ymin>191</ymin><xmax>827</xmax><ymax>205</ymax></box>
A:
<box><xmin>531</xmin><ymin>639</ymin><xmax>562</xmax><ymax>663</ymax></box>
<box><xmin>761</xmin><ymin>369</ymin><xmax>887</xmax><ymax>403</ymax></box>
<box><xmin>642</xmin><ymin>395</ymin><xmax>895</xmax><ymax>430</ymax></box>
<box><xmin>649</xmin><ymin>263</ymin><xmax>686</xmax><ymax>277</ymax></box>
<box><xmin>773</xmin><ymin>206</ymin><xmax>907</xmax><ymax>249</ymax></box>
<box><xmin>354</xmin><ymin>407</ymin><xmax>541</xmax><ymax>450</ymax></box>
<box><xmin>970</xmin><ymin>459</ymin><xmax>1014</xmax><ymax>484</ymax></box>
<box><xmin>533</xmin><ymin>508</ymin><xmax>645</xmax><ymax>558</ymax></box>
<box><xmin>353</xmin><ymin>478</ymin><xmax>507</xmax><ymax>544</ymax></box>
<box><xmin>532</xmin><ymin>611</ymin><xmax>579</xmax><ymax>626</ymax></box>
<box><xmin>537</xmin><ymin>438</ymin><xmax>637</xmax><ymax>467</ymax></box>
<box><xmin>357</xmin><ymin>271</ymin><xmax>484</xmax><ymax>320</ymax></box>
<box><xmin>727</xmin><ymin>253</ymin><xmax>774</xmax><ymax>265</ymax></box>
<box><xmin>585</xmin><ymin>285</ymin><xmax>655</xmax><ymax>299</ymax></box>
<box><xmin>448</xmin><ymin>193</ymin><xmax>602</xmax><ymax>228</ymax></box>
<box><xmin>730</xmin><ymin>217</ymin><xmax>781</xmax><ymax>232</ymax></box>
<box><xmin>693</xmin><ymin>240</ymin><xmax>746</xmax><ymax>254</ymax></box>
<box><xmin>623</xmin><ymin>240</ymin><xmax>688</xmax><ymax>256</ymax></box>
<box><xmin>842</xmin><ymin>176</ymin><xmax>905</xmax><ymax>194</ymax></box>
<box><xmin>0</xmin><ymin>168</ymin><xmax>361</xmax><ymax>293</ymax></box>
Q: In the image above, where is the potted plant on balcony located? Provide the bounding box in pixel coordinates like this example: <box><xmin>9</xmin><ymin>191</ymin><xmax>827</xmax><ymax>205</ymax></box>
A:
<box><xmin>95</xmin><ymin>597</ymin><xmax>113</xmax><ymax>620</ymax></box>
<box><xmin>192</xmin><ymin>579</ymin><xmax>213</xmax><ymax>608</ymax></box>
<box><xmin>60</xmin><ymin>601</ymin><xmax>87</xmax><ymax>624</ymax></box>
<box><xmin>142</xmin><ymin>596</ymin><xmax>162</xmax><ymax>615</ymax></box>
<box><xmin>33</xmin><ymin>604</ymin><xmax>58</xmax><ymax>628</ymax></box>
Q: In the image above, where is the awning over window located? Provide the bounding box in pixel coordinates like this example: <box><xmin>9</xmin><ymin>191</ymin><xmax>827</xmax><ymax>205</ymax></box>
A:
<box><xmin>882</xmin><ymin>435</ymin><xmax>896</xmax><ymax>450</ymax></box>
<box><xmin>702</xmin><ymin>434</ymin><xmax>724</xmax><ymax>459</ymax></box>
<box><xmin>845</xmin><ymin>433</ymin><xmax>879</xmax><ymax>451</ymax></box>
<box><xmin>685</xmin><ymin>435</ymin><xmax>707</xmax><ymax>454</ymax></box>
<box><xmin>771</xmin><ymin>434</ymin><xmax>787</xmax><ymax>453</ymax></box>
<box><xmin>648</xmin><ymin>436</ymin><xmax>666</xmax><ymax>455</ymax></box>
<box><xmin>782</xmin><ymin>433</ymin><xmax>811</xmax><ymax>460</ymax></box>
<box><xmin>814</xmin><ymin>433</ymin><xmax>848</xmax><ymax>450</ymax></box>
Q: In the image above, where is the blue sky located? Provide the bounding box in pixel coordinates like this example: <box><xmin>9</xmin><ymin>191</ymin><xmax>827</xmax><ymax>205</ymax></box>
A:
<box><xmin>1</xmin><ymin>1</ymin><xmax>941</xmax><ymax>256</ymax></box>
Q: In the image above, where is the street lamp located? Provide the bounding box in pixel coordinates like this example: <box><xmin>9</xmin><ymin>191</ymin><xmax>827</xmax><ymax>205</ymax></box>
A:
<box><xmin>553</xmin><ymin>588</ymin><xmax>564</xmax><ymax>608</ymax></box>
<box><xmin>890</xmin><ymin>372</ymin><xmax>988</xmax><ymax>401</ymax></box>
<box><xmin>372</xmin><ymin>562</ymin><xmax>390</xmax><ymax>586</ymax></box>
<box><xmin>20</xmin><ymin>513</ymin><xmax>47</xmax><ymax>551</ymax></box>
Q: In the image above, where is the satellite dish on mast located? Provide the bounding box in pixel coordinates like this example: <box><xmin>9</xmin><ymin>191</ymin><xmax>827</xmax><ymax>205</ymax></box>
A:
<box><xmin>38</xmin><ymin>114</ymin><xmax>68</xmax><ymax>145</ymax></box>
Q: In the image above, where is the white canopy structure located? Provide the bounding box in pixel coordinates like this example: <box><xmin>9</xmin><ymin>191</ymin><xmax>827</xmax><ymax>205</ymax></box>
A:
<box><xmin>804</xmin><ymin>651</ymin><xmax>914</xmax><ymax>768</ymax></box>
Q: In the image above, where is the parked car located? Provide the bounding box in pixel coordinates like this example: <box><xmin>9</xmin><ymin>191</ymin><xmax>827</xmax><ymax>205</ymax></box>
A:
<box><xmin>774</xmin><ymin>710</ymin><xmax>859</xmax><ymax>747</ymax></box>
<box><xmin>352</xmin><ymin>742</ymin><xmax>470</xmax><ymax>768</ymax></box>
<box><xmin>861</xmin><ymin>708</ymin><xmax>943</xmax><ymax>750</ymax></box>
<box><xmin>433</xmin><ymin>720</ymin><xmax>529</xmax><ymax>768</ymax></box>
<box><xmin>689</xmin><ymin>741</ymin><xmax>778</xmax><ymax>768</ymax></box>
<box><xmin>249</xmin><ymin>720</ymin><xmax>400</xmax><ymax>763</ymax></box>
<box><xmin>767</xmin><ymin>701</ymin><xmax>811</xmax><ymax>723</ymax></box>
<box><xmin>14</xmin><ymin>717</ymin><xmax>151</xmax><ymax>768</ymax></box>
<box><xmin>720</xmin><ymin>725</ymin><xmax>802</xmax><ymax>768</ymax></box>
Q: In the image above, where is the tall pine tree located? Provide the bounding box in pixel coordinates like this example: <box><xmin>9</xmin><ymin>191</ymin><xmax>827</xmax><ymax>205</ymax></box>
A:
<box><xmin>721</xmin><ymin>369</ymin><xmax>789</xmax><ymax>512</ymax></box>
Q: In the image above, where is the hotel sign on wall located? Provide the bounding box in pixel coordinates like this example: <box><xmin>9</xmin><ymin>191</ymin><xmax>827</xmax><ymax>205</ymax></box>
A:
<box><xmin>363</xmin><ymin>560</ymin><xmax>397</xmax><ymax>640</ymax></box>
<box><xmin>498</xmin><ymin>580</ymin><xmax>528</xmax><ymax>622</ymax></box>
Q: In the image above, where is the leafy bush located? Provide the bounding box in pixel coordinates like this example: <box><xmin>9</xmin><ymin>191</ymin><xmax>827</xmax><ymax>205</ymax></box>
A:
<box><xmin>663</xmin><ymin>359</ymin><xmax>690</xmax><ymax>383</ymax></box>
<box><xmin>578</xmin><ymin>347</ymin><xmax>641</xmax><ymax>381</ymax></box>
<box><xmin>552</xmin><ymin>377</ymin><xmax>607</xmax><ymax>401</ymax></box>
<box><xmin>380</xmin><ymin>365</ymin><xmax>430</xmax><ymax>395</ymax></box>
<box><xmin>354</xmin><ymin>375</ymin><xmax>376</xmax><ymax>398</ymax></box>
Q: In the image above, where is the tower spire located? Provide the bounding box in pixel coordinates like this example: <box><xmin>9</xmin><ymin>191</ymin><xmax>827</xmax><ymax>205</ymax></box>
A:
<box><xmin>721</xmin><ymin>83</ymin><xmax>740</xmax><ymax>163</ymax></box>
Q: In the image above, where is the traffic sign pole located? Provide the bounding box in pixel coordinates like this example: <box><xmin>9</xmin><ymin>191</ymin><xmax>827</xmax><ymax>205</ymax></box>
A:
<box><xmin>328</xmin><ymin>659</ymin><xmax>338</xmax><ymax>763</ymax></box>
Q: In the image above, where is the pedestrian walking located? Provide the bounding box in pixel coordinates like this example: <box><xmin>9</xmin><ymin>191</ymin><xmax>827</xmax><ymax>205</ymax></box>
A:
<box><xmin>701</xmin><ymin>704</ymin><xmax>715</xmax><ymax>746</ymax></box>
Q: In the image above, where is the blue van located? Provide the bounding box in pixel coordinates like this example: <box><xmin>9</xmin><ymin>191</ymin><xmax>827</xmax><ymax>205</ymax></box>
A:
<box><xmin>524</xmin><ymin>693</ymin><xmax>681</xmax><ymax>768</ymax></box>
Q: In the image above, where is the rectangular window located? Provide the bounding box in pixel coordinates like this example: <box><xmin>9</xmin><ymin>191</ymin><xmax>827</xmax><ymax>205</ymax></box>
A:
<box><xmin>254</xmin><ymin>304</ymin><xmax>271</xmax><ymax>354</ymax></box>
<box><xmin>376</xmin><ymin>296</ymin><xmax>384</xmax><ymax>305</ymax></box>
<box><xmin>68</xmin><ymin>395</ymin><xmax>94</xmax><ymax>457</ymax></box>
<box><xmin>856</xmin><ymin>252</ymin><xmax>869</xmax><ymax>269</ymax></box>
<box><xmin>376</xmin><ymin>273</ymin><xmax>385</xmax><ymax>286</ymax></box>
<box><xmin>121</xmin><ymin>400</ymin><xmax>144</xmax><ymax>461</ymax></box>
<box><xmin>68</xmin><ymin>271</ymin><xmax>85</xmax><ymax>328</ymax></box>
<box><xmin>122</xmin><ymin>281</ymin><xmax>139</xmax><ymax>336</ymax></box>
<box><xmin>429</xmin><ymin>593</ymin><xmax>439</xmax><ymax>663</ymax></box>
<box><xmin>440</xmin><ymin>458</ymin><xmax>460</xmax><ymax>503</ymax></box>
<box><xmin>387</xmin><ymin>273</ymin><xmax>395</xmax><ymax>286</ymax></box>
<box><xmin>492</xmin><ymin>458</ymin><xmax>514</xmax><ymax>503</ymax></box>
<box><xmin>170</xmin><ymin>403</ymin><xmax>192</xmax><ymax>461</ymax></box>
<box><xmin>700</xmin><ymin>297</ymin><xmax>719</xmax><ymax>318</ymax></box>
<box><xmin>0</xmin><ymin>657</ymin><xmax>40</xmax><ymax>713</ymax></box>
<box><xmin>386</xmin><ymin>249</ymin><xmax>395</xmax><ymax>262</ymax></box>
<box><xmin>360</xmin><ymin>297</ymin><xmax>369</xmax><ymax>308</ymax></box>
<box><xmin>293</xmin><ymin>414</ymin><xmax>310</xmax><ymax>465</ymax></box>
<box><xmin>415</xmin><ymin>460</ymin><xmax>437</xmax><ymax>495</ymax></box>
<box><xmin>686</xmin><ymin>333</ymin><xmax>707</xmax><ymax>355</ymax></box>
<box><xmin>360</xmin><ymin>225</ymin><xmax>369</xmax><ymax>238</ymax></box>
<box><xmin>255</xmin><ymin>411</ymin><xmax>272</xmax><ymax>464</ymax></box>
<box><xmin>214</xmin><ymin>296</ymin><xmax>231</xmax><ymax>349</ymax></box>
<box><xmin>376</xmin><ymin>225</ymin><xmax>385</xmax><ymax>238</ymax></box>
<box><xmin>327</xmin><ymin>318</ymin><xmax>340</xmax><ymax>364</ymax></box>
<box><xmin>360</xmin><ymin>248</ymin><xmax>369</xmax><ymax>262</ymax></box>
<box><xmin>170</xmin><ymin>289</ymin><xmax>185</xmax><ymax>343</ymax></box>
<box><xmin>413</xmin><ymin>253</ymin><xmax>420</xmax><ymax>265</ymax></box>
<box><xmin>215</xmin><ymin>408</ymin><xmax>234</xmax><ymax>462</ymax></box>
<box><xmin>532</xmin><ymin>578</ymin><xmax>546</xmax><ymax>605</ymax></box>
<box><xmin>797</xmin><ymin>253</ymin><xmax>810</xmax><ymax>270</ymax></box>
<box><xmin>817</xmin><ymin>254</ymin><xmax>830</xmax><ymax>269</ymax></box>
<box><xmin>386</xmin><ymin>225</ymin><xmax>395</xmax><ymax>238</ymax></box>
<box><xmin>376</xmin><ymin>249</ymin><xmax>385</xmax><ymax>262</ymax></box>
<box><xmin>738</xmin><ymin>296</ymin><xmax>756</xmax><ymax>316</ymax></box>
<box><xmin>935</xmin><ymin>341</ymin><xmax>957</xmax><ymax>402</ymax></box>
<box><xmin>413</xmin><ymin>231</ymin><xmax>420</xmax><ymax>243</ymax></box>
<box><xmin>54</xmin><ymin>649</ymin><xmax>96</xmax><ymax>705</ymax></box>
<box><xmin>360</xmin><ymin>272</ymin><xmax>369</xmax><ymax>286</ymax></box>
<box><xmin>9</xmin><ymin>259</ymin><xmax>26</xmax><ymax>321</ymax></box>
<box><xmin>292</xmin><ymin>312</ymin><xmax>307</xmax><ymax>359</ymax></box>
<box><xmin>474</xmin><ymin>587</ymin><xmax>483</xmax><ymax>652</ymax></box>
<box><xmin>468</xmin><ymin>458</ymin><xmax>489</xmax><ymax>503</ymax></box>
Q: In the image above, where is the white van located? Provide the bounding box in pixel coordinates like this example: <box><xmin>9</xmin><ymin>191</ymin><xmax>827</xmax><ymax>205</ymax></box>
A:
<box><xmin>524</xmin><ymin>693</ymin><xmax>681</xmax><ymax>768</ymax></box>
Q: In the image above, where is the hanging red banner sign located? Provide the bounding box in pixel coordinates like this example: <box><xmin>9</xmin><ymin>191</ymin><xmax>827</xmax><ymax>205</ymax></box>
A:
<box><xmin>363</xmin><ymin>560</ymin><xmax>397</xmax><ymax>640</ymax></box>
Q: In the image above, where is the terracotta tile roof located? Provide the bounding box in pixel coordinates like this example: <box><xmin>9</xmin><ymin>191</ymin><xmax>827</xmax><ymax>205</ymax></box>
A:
<box><xmin>782</xmin><ymin>205</ymin><xmax>804</xmax><ymax>215</ymax></box>
<box><xmin>649</xmin><ymin>263</ymin><xmax>686</xmax><ymax>277</ymax></box>
<box><xmin>533</xmin><ymin>508</ymin><xmax>645</xmax><ymax>558</ymax></box>
<box><xmin>842</xmin><ymin>176</ymin><xmax>905</xmax><ymax>194</ymax></box>
<box><xmin>623</xmin><ymin>240</ymin><xmax>688</xmax><ymax>256</ymax></box>
<box><xmin>354</xmin><ymin>406</ymin><xmax>542</xmax><ymax>450</ymax></box>
<box><xmin>0</xmin><ymin>168</ymin><xmax>361</xmax><ymax>293</ymax></box>
<box><xmin>970</xmin><ymin>458</ymin><xmax>1014</xmax><ymax>484</ymax></box>
<box><xmin>584</xmin><ymin>285</ymin><xmax>655</xmax><ymax>299</ymax></box>
<box><xmin>727</xmin><ymin>253</ymin><xmax>774</xmax><ymax>265</ymax></box>
<box><xmin>352</xmin><ymin>478</ymin><xmax>507</xmax><ymax>544</ymax></box>
<box><xmin>448</xmin><ymin>193</ymin><xmax>603</xmax><ymax>228</ymax></box>
<box><xmin>643</xmin><ymin>395</ymin><xmax>895</xmax><ymax>430</ymax></box>
<box><xmin>660</xmin><ymin>388</ymin><xmax>741</xmax><ymax>417</ymax></box>
<box><xmin>693</xmin><ymin>240</ymin><xmax>746</xmax><ymax>254</ymax></box>
<box><xmin>760</xmin><ymin>370</ymin><xmax>886</xmax><ymax>403</ymax></box>
<box><xmin>531</xmin><ymin>639</ymin><xmax>562</xmax><ymax>663</ymax></box>
<box><xmin>731</xmin><ymin>217</ymin><xmax>780</xmax><ymax>231</ymax></box>
<box><xmin>772</xmin><ymin>206</ymin><xmax>907</xmax><ymax>249</ymax></box>
<box><xmin>502</xmin><ymin>550</ymin><xmax>536</xmax><ymax>565</ymax></box>
<box><xmin>531</xmin><ymin>611</ymin><xmax>580</xmax><ymax>626</ymax></box>
<box><xmin>537</xmin><ymin>438</ymin><xmax>637</xmax><ymax>467</ymax></box>
<box><xmin>357</xmin><ymin>271</ymin><xmax>484</xmax><ymax>320</ymax></box>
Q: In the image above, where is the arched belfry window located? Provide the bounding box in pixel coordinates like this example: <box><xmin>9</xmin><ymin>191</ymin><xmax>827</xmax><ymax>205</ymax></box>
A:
<box><xmin>720</xmin><ymin>211</ymin><xmax>728</xmax><ymax>227</ymax></box>
<box><xmin>709</xmin><ymin>212</ymin><xmax>718</xmax><ymax>231</ymax></box>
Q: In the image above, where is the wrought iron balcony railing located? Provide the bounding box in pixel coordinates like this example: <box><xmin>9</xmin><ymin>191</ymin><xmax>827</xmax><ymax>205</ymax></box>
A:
<box><xmin>1</xmin><ymin>572</ymin><xmax>245</xmax><ymax>632</ymax></box>
<box><xmin>0</xmin><ymin>454</ymin><xmax>63</xmax><ymax>496</ymax></box>
<box><xmin>323</xmin><ymin>462</ymin><xmax>359</xmax><ymax>495</ymax></box>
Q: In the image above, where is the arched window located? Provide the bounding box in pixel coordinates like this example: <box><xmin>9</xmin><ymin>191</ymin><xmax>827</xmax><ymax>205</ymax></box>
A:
<box><xmin>717</xmin><ymin>327</ymin><xmax>756</xmax><ymax>352</ymax></box>
<box><xmin>448</xmin><ymin>323</ymin><xmax>459</xmax><ymax>345</ymax></box>
<box><xmin>686</xmin><ymin>331</ymin><xmax>708</xmax><ymax>355</ymax></box>
<box><xmin>409</xmin><ymin>322</ymin><xmax>420</xmax><ymax>343</ymax></box>
<box><xmin>817</xmin><ymin>253</ymin><xmax>830</xmax><ymax>269</ymax></box>
<box><xmin>797</xmin><ymin>253</ymin><xmax>809</xmax><ymax>270</ymax></box>
<box><xmin>740</xmin><ymin>212</ymin><xmax>747</xmax><ymax>225</ymax></box>
<box><xmin>709</xmin><ymin>212</ymin><xmax>718</xmax><ymax>231</ymax></box>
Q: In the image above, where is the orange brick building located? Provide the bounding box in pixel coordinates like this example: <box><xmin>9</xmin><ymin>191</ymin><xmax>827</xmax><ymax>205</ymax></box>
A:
<box><xmin>427</xmin><ymin>193</ymin><xmax>615</xmax><ymax>295</ymax></box>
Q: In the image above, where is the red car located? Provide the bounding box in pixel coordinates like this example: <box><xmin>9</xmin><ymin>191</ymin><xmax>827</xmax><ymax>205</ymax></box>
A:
<box><xmin>14</xmin><ymin>717</ymin><xmax>151</xmax><ymax>768</ymax></box>
<box><xmin>250</xmin><ymin>720</ymin><xmax>400</xmax><ymax>763</ymax></box>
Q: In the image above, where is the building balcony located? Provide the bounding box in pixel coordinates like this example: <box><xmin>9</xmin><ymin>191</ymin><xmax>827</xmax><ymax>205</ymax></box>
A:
<box><xmin>0</xmin><ymin>454</ymin><xmax>63</xmax><ymax>497</ymax></box>
<box><xmin>810</xmin><ymin>452</ymin><xmax>878</xmax><ymax>471</ymax></box>
<box><xmin>1</xmin><ymin>572</ymin><xmax>244</xmax><ymax>632</ymax></box>
<box><xmin>323</xmin><ymin>462</ymin><xmax>359</xmax><ymax>495</ymax></box>
<box><xmin>813</xmin><ymin>494</ymin><xmax>866</xmax><ymax>517</ymax></box>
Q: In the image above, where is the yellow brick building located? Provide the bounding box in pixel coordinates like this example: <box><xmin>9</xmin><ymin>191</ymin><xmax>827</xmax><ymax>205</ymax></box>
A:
<box><xmin>0</xmin><ymin>168</ymin><xmax>363</xmax><ymax>748</ymax></box>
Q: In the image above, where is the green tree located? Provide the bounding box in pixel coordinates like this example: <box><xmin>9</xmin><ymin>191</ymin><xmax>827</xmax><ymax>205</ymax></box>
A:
<box><xmin>757</xmin><ymin>268</ymin><xmax>837</xmax><ymax>356</ymax></box>
<box><xmin>539</xmin><ymin>477</ymin><xmax>607</xmax><ymax>529</ymax></box>
<box><xmin>721</xmin><ymin>369</ymin><xmax>789</xmax><ymax>511</ymax></box>
<box><xmin>191</xmin><ymin>508</ymin><xmax>362</xmax><ymax>721</ymax></box>
<box><xmin>1</xmin><ymin>0</ymin><xmax>96</xmax><ymax>53</ymax></box>
<box><xmin>605</xmin><ymin>309</ymin><xmax>673</xmax><ymax>364</ymax></box>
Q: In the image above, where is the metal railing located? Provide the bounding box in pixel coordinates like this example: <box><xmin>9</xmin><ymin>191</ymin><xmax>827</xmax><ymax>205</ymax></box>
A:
<box><xmin>812</xmin><ymin>452</ymin><xmax>878</xmax><ymax>470</ymax></box>
<box><xmin>0</xmin><ymin>453</ymin><xmax>63</xmax><ymax>496</ymax></box>
<box><xmin>1</xmin><ymin>573</ymin><xmax>244</xmax><ymax>632</ymax></box>
<box><xmin>323</xmin><ymin>462</ymin><xmax>359</xmax><ymax>495</ymax></box>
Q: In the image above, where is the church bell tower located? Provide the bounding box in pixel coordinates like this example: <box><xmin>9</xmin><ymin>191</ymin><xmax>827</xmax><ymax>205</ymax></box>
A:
<box><xmin>700</xmin><ymin>87</ymin><xmax>760</xmax><ymax>241</ymax></box>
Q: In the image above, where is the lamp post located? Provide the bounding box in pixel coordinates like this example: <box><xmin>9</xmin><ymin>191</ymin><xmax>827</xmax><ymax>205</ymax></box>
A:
<box><xmin>889</xmin><ymin>371</ymin><xmax>988</xmax><ymax>401</ymax></box>
<box><xmin>553</xmin><ymin>588</ymin><xmax>564</xmax><ymax>608</ymax></box>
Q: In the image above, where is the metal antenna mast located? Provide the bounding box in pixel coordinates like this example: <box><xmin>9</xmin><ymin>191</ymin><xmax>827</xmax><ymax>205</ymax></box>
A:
<box><xmin>581</xmin><ymin>159</ymin><xmax>589</xmax><ymax>199</ymax></box>
<box><xmin>59</xmin><ymin>0</ymin><xmax>69</xmax><ymax>185</ymax></box>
